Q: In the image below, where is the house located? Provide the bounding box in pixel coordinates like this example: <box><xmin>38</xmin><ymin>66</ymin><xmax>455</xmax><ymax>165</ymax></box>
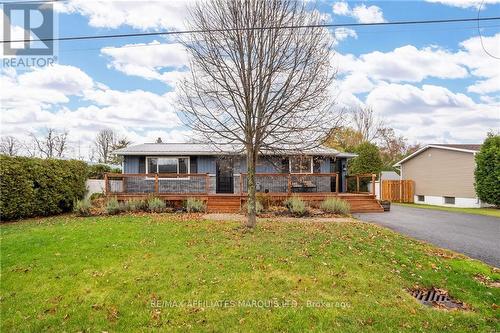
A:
<box><xmin>109</xmin><ymin>142</ymin><xmax>383</xmax><ymax>212</ymax></box>
<box><xmin>394</xmin><ymin>144</ymin><xmax>483</xmax><ymax>208</ymax></box>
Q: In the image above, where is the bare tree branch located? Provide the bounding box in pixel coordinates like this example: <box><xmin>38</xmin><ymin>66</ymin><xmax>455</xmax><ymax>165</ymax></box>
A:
<box><xmin>0</xmin><ymin>136</ymin><xmax>21</xmax><ymax>156</ymax></box>
<box><xmin>31</xmin><ymin>128</ymin><xmax>69</xmax><ymax>159</ymax></box>
<box><xmin>178</xmin><ymin>0</ymin><xmax>340</xmax><ymax>228</ymax></box>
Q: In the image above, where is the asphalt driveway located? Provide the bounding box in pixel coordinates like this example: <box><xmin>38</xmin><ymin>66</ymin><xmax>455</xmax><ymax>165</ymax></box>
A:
<box><xmin>354</xmin><ymin>205</ymin><xmax>500</xmax><ymax>267</ymax></box>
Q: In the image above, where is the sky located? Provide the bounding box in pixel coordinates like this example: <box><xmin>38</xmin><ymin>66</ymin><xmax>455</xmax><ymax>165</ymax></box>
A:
<box><xmin>1</xmin><ymin>0</ymin><xmax>499</xmax><ymax>159</ymax></box>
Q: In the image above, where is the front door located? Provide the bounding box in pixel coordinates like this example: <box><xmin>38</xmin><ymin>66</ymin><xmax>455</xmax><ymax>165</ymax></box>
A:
<box><xmin>216</xmin><ymin>158</ymin><xmax>234</xmax><ymax>194</ymax></box>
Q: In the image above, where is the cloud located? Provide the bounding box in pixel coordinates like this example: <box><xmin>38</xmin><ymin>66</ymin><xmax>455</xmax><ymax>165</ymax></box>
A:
<box><xmin>1</xmin><ymin>65</ymin><xmax>184</xmax><ymax>157</ymax></box>
<box><xmin>56</xmin><ymin>0</ymin><xmax>192</xmax><ymax>30</ymax></box>
<box><xmin>424</xmin><ymin>0</ymin><xmax>500</xmax><ymax>8</ymax></box>
<box><xmin>455</xmin><ymin>33</ymin><xmax>500</xmax><ymax>94</ymax></box>
<box><xmin>101</xmin><ymin>41</ymin><xmax>189</xmax><ymax>84</ymax></box>
<box><xmin>331</xmin><ymin>2</ymin><xmax>386</xmax><ymax>23</ymax></box>
<box><xmin>333</xmin><ymin>27</ymin><xmax>358</xmax><ymax>45</ymax></box>
<box><xmin>364</xmin><ymin>83</ymin><xmax>499</xmax><ymax>143</ymax></box>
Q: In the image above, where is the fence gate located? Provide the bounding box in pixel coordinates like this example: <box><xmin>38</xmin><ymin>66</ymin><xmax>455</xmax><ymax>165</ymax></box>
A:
<box><xmin>381</xmin><ymin>180</ymin><xmax>414</xmax><ymax>203</ymax></box>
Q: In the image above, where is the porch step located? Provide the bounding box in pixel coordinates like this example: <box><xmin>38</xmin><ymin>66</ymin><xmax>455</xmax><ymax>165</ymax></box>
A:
<box><xmin>207</xmin><ymin>196</ymin><xmax>242</xmax><ymax>213</ymax></box>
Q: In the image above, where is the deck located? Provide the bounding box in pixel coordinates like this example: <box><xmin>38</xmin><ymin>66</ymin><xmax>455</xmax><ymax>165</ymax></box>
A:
<box><xmin>104</xmin><ymin>173</ymin><xmax>383</xmax><ymax>213</ymax></box>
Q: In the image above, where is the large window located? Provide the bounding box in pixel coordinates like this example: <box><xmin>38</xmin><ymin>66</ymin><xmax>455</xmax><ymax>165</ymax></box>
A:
<box><xmin>147</xmin><ymin>157</ymin><xmax>189</xmax><ymax>175</ymax></box>
<box><xmin>289</xmin><ymin>156</ymin><xmax>313</xmax><ymax>174</ymax></box>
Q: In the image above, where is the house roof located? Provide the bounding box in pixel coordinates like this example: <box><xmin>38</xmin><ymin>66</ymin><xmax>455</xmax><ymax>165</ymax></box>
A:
<box><xmin>394</xmin><ymin>143</ymin><xmax>481</xmax><ymax>166</ymax></box>
<box><xmin>114</xmin><ymin>142</ymin><xmax>356</xmax><ymax>158</ymax></box>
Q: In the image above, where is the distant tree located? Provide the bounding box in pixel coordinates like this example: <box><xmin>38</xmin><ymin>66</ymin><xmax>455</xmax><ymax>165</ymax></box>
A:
<box><xmin>0</xmin><ymin>136</ymin><xmax>21</xmax><ymax>156</ymax></box>
<box><xmin>324</xmin><ymin>126</ymin><xmax>364</xmax><ymax>152</ymax></box>
<box><xmin>351</xmin><ymin>105</ymin><xmax>385</xmax><ymax>143</ymax></box>
<box><xmin>474</xmin><ymin>133</ymin><xmax>500</xmax><ymax>206</ymax></box>
<box><xmin>110</xmin><ymin>138</ymin><xmax>131</xmax><ymax>165</ymax></box>
<box><xmin>94</xmin><ymin>129</ymin><xmax>116</xmax><ymax>164</ymax></box>
<box><xmin>349</xmin><ymin>142</ymin><xmax>383</xmax><ymax>175</ymax></box>
<box><xmin>378</xmin><ymin>127</ymin><xmax>420</xmax><ymax>171</ymax></box>
<box><xmin>31</xmin><ymin>128</ymin><xmax>68</xmax><ymax>158</ymax></box>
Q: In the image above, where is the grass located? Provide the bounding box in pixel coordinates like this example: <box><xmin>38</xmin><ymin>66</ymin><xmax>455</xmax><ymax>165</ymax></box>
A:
<box><xmin>395</xmin><ymin>203</ymin><xmax>500</xmax><ymax>218</ymax></box>
<box><xmin>1</xmin><ymin>215</ymin><xmax>499</xmax><ymax>332</ymax></box>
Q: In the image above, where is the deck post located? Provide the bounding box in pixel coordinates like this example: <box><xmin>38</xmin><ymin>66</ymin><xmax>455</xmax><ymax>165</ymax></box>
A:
<box><xmin>371</xmin><ymin>174</ymin><xmax>376</xmax><ymax>195</ymax></box>
<box><xmin>287</xmin><ymin>174</ymin><xmax>291</xmax><ymax>195</ymax></box>
<box><xmin>239</xmin><ymin>174</ymin><xmax>243</xmax><ymax>195</ymax></box>
<box><xmin>104</xmin><ymin>173</ymin><xmax>109</xmax><ymax>195</ymax></box>
<box><xmin>205</xmin><ymin>174</ymin><xmax>209</xmax><ymax>194</ymax></box>
<box><xmin>356</xmin><ymin>175</ymin><xmax>360</xmax><ymax>193</ymax></box>
<box><xmin>154</xmin><ymin>174</ymin><xmax>159</xmax><ymax>194</ymax></box>
<box><xmin>335</xmin><ymin>173</ymin><xmax>339</xmax><ymax>194</ymax></box>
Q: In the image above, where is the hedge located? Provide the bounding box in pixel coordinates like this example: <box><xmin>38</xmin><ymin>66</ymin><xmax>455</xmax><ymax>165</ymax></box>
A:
<box><xmin>87</xmin><ymin>164</ymin><xmax>121</xmax><ymax>179</ymax></box>
<box><xmin>0</xmin><ymin>156</ymin><xmax>88</xmax><ymax>221</ymax></box>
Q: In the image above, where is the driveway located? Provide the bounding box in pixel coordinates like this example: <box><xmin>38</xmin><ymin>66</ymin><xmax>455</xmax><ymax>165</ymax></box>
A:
<box><xmin>354</xmin><ymin>205</ymin><xmax>500</xmax><ymax>267</ymax></box>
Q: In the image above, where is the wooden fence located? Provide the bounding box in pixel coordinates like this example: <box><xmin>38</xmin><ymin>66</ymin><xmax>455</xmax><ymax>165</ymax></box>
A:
<box><xmin>381</xmin><ymin>180</ymin><xmax>414</xmax><ymax>203</ymax></box>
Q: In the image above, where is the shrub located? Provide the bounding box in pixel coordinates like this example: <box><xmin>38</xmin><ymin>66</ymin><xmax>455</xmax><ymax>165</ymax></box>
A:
<box><xmin>284</xmin><ymin>196</ymin><xmax>307</xmax><ymax>216</ymax></box>
<box><xmin>87</xmin><ymin>164</ymin><xmax>121</xmax><ymax>179</ymax></box>
<box><xmin>148</xmin><ymin>197</ymin><xmax>166</xmax><ymax>213</ymax></box>
<box><xmin>106</xmin><ymin>197</ymin><xmax>121</xmax><ymax>215</ymax></box>
<box><xmin>122</xmin><ymin>199</ymin><xmax>146</xmax><ymax>212</ymax></box>
<box><xmin>242</xmin><ymin>200</ymin><xmax>264</xmax><ymax>215</ymax></box>
<box><xmin>256</xmin><ymin>192</ymin><xmax>272</xmax><ymax>209</ymax></box>
<box><xmin>74</xmin><ymin>198</ymin><xmax>92</xmax><ymax>216</ymax></box>
<box><xmin>475</xmin><ymin>133</ymin><xmax>500</xmax><ymax>206</ymax></box>
<box><xmin>89</xmin><ymin>192</ymin><xmax>105</xmax><ymax>201</ymax></box>
<box><xmin>0</xmin><ymin>156</ymin><xmax>87</xmax><ymax>220</ymax></box>
<box><xmin>320</xmin><ymin>197</ymin><xmax>350</xmax><ymax>215</ymax></box>
<box><xmin>185</xmin><ymin>198</ymin><xmax>206</xmax><ymax>213</ymax></box>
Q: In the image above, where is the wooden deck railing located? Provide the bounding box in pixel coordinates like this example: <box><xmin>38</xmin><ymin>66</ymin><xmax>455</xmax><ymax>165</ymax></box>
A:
<box><xmin>239</xmin><ymin>173</ymin><xmax>339</xmax><ymax>194</ymax></box>
<box><xmin>104</xmin><ymin>173</ymin><xmax>210</xmax><ymax>195</ymax></box>
<box><xmin>345</xmin><ymin>173</ymin><xmax>377</xmax><ymax>194</ymax></box>
<box><xmin>104</xmin><ymin>172</ymin><xmax>376</xmax><ymax>196</ymax></box>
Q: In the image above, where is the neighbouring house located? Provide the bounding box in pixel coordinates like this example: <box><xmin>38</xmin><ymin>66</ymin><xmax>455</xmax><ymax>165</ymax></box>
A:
<box><xmin>394</xmin><ymin>144</ymin><xmax>484</xmax><ymax>208</ymax></box>
<box><xmin>108</xmin><ymin>142</ymin><xmax>384</xmax><ymax>212</ymax></box>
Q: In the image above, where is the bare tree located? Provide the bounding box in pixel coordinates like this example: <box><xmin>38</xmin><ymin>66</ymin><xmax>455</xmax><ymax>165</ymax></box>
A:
<box><xmin>110</xmin><ymin>138</ymin><xmax>131</xmax><ymax>165</ymax></box>
<box><xmin>0</xmin><ymin>136</ymin><xmax>21</xmax><ymax>156</ymax></box>
<box><xmin>31</xmin><ymin>128</ymin><xmax>69</xmax><ymax>158</ymax></box>
<box><xmin>94</xmin><ymin>129</ymin><xmax>116</xmax><ymax>164</ymax></box>
<box><xmin>179</xmin><ymin>0</ymin><xmax>339</xmax><ymax>228</ymax></box>
<box><xmin>351</xmin><ymin>105</ymin><xmax>385</xmax><ymax>143</ymax></box>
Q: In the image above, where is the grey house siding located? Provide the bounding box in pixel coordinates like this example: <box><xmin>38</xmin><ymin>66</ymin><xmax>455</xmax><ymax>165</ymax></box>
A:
<box><xmin>123</xmin><ymin>156</ymin><xmax>146</xmax><ymax>173</ymax></box>
<box><xmin>123</xmin><ymin>156</ymin><xmax>140</xmax><ymax>173</ymax></box>
<box><xmin>120</xmin><ymin>154</ymin><xmax>343</xmax><ymax>194</ymax></box>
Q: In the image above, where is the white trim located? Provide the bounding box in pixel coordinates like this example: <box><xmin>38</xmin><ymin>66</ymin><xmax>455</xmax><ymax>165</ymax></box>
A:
<box><xmin>394</xmin><ymin>145</ymin><xmax>479</xmax><ymax>167</ymax></box>
<box><xmin>145</xmin><ymin>156</ymin><xmax>190</xmax><ymax>177</ymax></box>
<box><xmin>289</xmin><ymin>156</ymin><xmax>314</xmax><ymax>174</ymax></box>
<box><xmin>413</xmin><ymin>195</ymin><xmax>483</xmax><ymax>208</ymax></box>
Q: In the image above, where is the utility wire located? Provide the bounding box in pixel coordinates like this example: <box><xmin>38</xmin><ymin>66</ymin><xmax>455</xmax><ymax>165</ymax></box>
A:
<box><xmin>477</xmin><ymin>0</ymin><xmax>500</xmax><ymax>59</ymax></box>
<box><xmin>57</xmin><ymin>23</ymin><xmax>500</xmax><ymax>54</ymax></box>
<box><xmin>2</xmin><ymin>16</ymin><xmax>500</xmax><ymax>43</ymax></box>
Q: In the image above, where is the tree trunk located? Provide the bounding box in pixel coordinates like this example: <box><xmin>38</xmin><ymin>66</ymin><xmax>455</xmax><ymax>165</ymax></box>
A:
<box><xmin>245</xmin><ymin>148</ymin><xmax>258</xmax><ymax>228</ymax></box>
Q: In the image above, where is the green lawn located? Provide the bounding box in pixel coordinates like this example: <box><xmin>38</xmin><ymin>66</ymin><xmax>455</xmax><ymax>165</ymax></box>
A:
<box><xmin>395</xmin><ymin>203</ymin><xmax>500</xmax><ymax>218</ymax></box>
<box><xmin>1</xmin><ymin>215</ymin><xmax>499</xmax><ymax>332</ymax></box>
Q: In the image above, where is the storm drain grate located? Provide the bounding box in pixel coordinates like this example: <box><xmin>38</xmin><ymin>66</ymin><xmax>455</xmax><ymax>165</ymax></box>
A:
<box><xmin>409</xmin><ymin>288</ymin><xmax>466</xmax><ymax>309</ymax></box>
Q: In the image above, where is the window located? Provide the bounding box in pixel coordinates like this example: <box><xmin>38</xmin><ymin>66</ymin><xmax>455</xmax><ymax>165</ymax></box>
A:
<box><xmin>444</xmin><ymin>196</ymin><xmax>455</xmax><ymax>205</ymax></box>
<box><xmin>146</xmin><ymin>157</ymin><xmax>189</xmax><ymax>175</ymax></box>
<box><xmin>289</xmin><ymin>156</ymin><xmax>313</xmax><ymax>174</ymax></box>
<box><xmin>417</xmin><ymin>195</ymin><xmax>425</xmax><ymax>202</ymax></box>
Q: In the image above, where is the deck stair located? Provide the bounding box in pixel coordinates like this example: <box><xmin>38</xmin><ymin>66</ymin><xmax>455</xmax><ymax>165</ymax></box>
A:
<box><xmin>207</xmin><ymin>195</ymin><xmax>242</xmax><ymax>213</ymax></box>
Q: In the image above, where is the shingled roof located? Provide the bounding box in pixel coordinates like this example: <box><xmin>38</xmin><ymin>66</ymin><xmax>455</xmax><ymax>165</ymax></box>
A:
<box><xmin>430</xmin><ymin>144</ymin><xmax>482</xmax><ymax>152</ymax></box>
<box><xmin>394</xmin><ymin>143</ymin><xmax>482</xmax><ymax>166</ymax></box>
<box><xmin>114</xmin><ymin>142</ymin><xmax>357</xmax><ymax>158</ymax></box>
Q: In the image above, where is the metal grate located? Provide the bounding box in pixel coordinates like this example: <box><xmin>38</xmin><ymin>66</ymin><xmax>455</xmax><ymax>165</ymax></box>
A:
<box><xmin>409</xmin><ymin>288</ymin><xmax>465</xmax><ymax>309</ymax></box>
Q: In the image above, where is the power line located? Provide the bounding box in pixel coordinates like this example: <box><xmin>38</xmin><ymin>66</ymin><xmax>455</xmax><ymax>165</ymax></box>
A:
<box><xmin>2</xmin><ymin>16</ymin><xmax>500</xmax><ymax>44</ymax></box>
<box><xmin>478</xmin><ymin>0</ymin><xmax>500</xmax><ymax>59</ymax></box>
<box><xmin>57</xmin><ymin>23</ymin><xmax>500</xmax><ymax>54</ymax></box>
